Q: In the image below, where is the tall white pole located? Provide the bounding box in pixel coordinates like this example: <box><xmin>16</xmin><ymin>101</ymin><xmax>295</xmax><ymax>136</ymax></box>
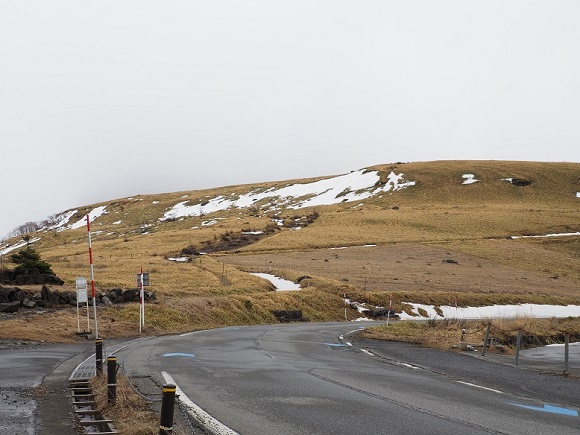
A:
<box><xmin>140</xmin><ymin>266</ymin><xmax>145</xmax><ymax>331</ymax></box>
<box><xmin>86</xmin><ymin>214</ymin><xmax>99</xmax><ymax>338</ymax></box>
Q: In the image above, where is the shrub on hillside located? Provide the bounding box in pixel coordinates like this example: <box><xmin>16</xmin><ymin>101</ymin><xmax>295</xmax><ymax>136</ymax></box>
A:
<box><xmin>10</xmin><ymin>246</ymin><xmax>54</xmax><ymax>275</ymax></box>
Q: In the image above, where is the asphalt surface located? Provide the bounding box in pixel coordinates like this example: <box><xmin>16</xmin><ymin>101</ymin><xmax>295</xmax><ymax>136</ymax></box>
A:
<box><xmin>115</xmin><ymin>323</ymin><xmax>580</xmax><ymax>435</ymax></box>
<box><xmin>0</xmin><ymin>340</ymin><xmax>93</xmax><ymax>435</ymax></box>
<box><xmin>2</xmin><ymin>325</ymin><xmax>579</xmax><ymax>434</ymax></box>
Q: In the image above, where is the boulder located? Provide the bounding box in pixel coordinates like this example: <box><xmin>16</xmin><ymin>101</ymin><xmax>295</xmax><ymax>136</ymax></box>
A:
<box><xmin>122</xmin><ymin>289</ymin><xmax>140</xmax><ymax>302</ymax></box>
<box><xmin>511</xmin><ymin>178</ymin><xmax>532</xmax><ymax>186</ymax></box>
<box><xmin>0</xmin><ymin>301</ymin><xmax>20</xmax><ymax>313</ymax></box>
<box><xmin>272</xmin><ymin>309</ymin><xmax>308</xmax><ymax>323</ymax></box>
<box><xmin>22</xmin><ymin>299</ymin><xmax>37</xmax><ymax>309</ymax></box>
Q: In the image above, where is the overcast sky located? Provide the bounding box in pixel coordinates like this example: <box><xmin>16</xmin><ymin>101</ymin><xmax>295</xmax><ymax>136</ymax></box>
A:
<box><xmin>1</xmin><ymin>1</ymin><xmax>579</xmax><ymax>239</ymax></box>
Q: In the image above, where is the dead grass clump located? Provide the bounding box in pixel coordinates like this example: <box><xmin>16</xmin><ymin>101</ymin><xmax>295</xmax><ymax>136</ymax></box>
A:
<box><xmin>89</xmin><ymin>373</ymin><xmax>189</xmax><ymax>435</ymax></box>
<box><xmin>90</xmin><ymin>374</ymin><xmax>159</xmax><ymax>434</ymax></box>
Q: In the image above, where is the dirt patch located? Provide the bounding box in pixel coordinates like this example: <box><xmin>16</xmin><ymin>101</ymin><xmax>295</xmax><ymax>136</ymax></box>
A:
<box><xmin>219</xmin><ymin>243</ymin><xmax>579</xmax><ymax>297</ymax></box>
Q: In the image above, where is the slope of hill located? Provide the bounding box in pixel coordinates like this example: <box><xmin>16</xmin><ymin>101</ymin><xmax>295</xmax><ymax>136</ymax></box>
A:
<box><xmin>1</xmin><ymin>160</ymin><xmax>579</xmax><ymax>341</ymax></box>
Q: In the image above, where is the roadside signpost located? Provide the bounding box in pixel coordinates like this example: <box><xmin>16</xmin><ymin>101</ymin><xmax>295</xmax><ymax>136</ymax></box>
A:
<box><xmin>137</xmin><ymin>269</ymin><xmax>150</xmax><ymax>333</ymax></box>
<box><xmin>86</xmin><ymin>214</ymin><xmax>99</xmax><ymax>338</ymax></box>
<box><xmin>76</xmin><ymin>277</ymin><xmax>90</xmax><ymax>333</ymax></box>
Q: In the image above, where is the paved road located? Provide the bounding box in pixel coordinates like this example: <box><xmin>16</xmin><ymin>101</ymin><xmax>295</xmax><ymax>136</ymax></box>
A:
<box><xmin>0</xmin><ymin>340</ymin><xmax>93</xmax><ymax>435</ymax></box>
<box><xmin>115</xmin><ymin>323</ymin><xmax>580</xmax><ymax>435</ymax></box>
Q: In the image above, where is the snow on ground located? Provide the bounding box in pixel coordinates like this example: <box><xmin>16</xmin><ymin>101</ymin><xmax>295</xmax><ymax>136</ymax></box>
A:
<box><xmin>250</xmin><ymin>273</ymin><xmax>301</xmax><ymax>291</ymax></box>
<box><xmin>576</xmin><ymin>192</ymin><xmax>580</xmax><ymax>198</ymax></box>
<box><xmin>462</xmin><ymin>174</ymin><xmax>479</xmax><ymax>184</ymax></box>
<box><xmin>160</xmin><ymin>169</ymin><xmax>415</xmax><ymax>221</ymax></box>
<box><xmin>399</xmin><ymin>303</ymin><xmax>580</xmax><ymax>320</ymax></box>
<box><xmin>329</xmin><ymin>244</ymin><xmax>377</xmax><ymax>250</ymax></box>
<box><xmin>168</xmin><ymin>257</ymin><xmax>190</xmax><ymax>262</ymax></box>
<box><xmin>69</xmin><ymin>206</ymin><xmax>107</xmax><ymax>230</ymax></box>
<box><xmin>43</xmin><ymin>209</ymin><xmax>78</xmax><ymax>231</ymax></box>
<box><xmin>510</xmin><ymin>232</ymin><xmax>580</xmax><ymax>239</ymax></box>
<box><xmin>0</xmin><ymin>237</ymin><xmax>41</xmax><ymax>255</ymax></box>
<box><xmin>40</xmin><ymin>206</ymin><xmax>108</xmax><ymax>232</ymax></box>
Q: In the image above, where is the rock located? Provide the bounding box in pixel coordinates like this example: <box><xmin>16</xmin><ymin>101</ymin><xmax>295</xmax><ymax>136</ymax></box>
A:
<box><xmin>272</xmin><ymin>309</ymin><xmax>308</xmax><ymax>323</ymax></box>
<box><xmin>366</xmin><ymin>308</ymin><xmax>397</xmax><ymax>319</ymax></box>
<box><xmin>101</xmin><ymin>296</ymin><xmax>113</xmax><ymax>307</ymax></box>
<box><xmin>511</xmin><ymin>178</ymin><xmax>532</xmax><ymax>186</ymax></box>
<box><xmin>0</xmin><ymin>301</ymin><xmax>20</xmax><ymax>313</ymax></box>
<box><xmin>22</xmin><ymin>299</ymin><xmax>36</xmax><ymax>309</ymax></box>
<box><xmin>108</xmin><ymin>288</ymin><xmax>123</xmax><ymax>302</ymax></box>
<box><xmin>122</xmin><ymin>289</ymin><xmax>140</xmax><ymax>302</ymax></box>
<box><xmin>0</xmin><ymin>287</ymin><xmax>10</xmax><ymax>303</ymax></box>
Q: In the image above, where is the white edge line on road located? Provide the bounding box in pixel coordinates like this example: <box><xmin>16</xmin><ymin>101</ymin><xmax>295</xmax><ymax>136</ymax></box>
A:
<box><xmin>161</xmin><ymin>371</ymin><xmax>239</xmax><ymax>435</ymax></box>
<box><xmin>457</xmin><ymin>381</ymin><xmax>504</xmax><ymax>394</ymax></box>
<box><xmin>398</xmin><ymin>363</ymin><xmax>420</xmax><ymax>370</ymax></box>
<box><xmin>361</xmin><ymin>349</ymin><xmax>375</xmax><ymax>356</ymax></box>
<box><xmin>180</xmin><ymin>330</ymin><xmax>204</xmax><ymax>337</ymax></box>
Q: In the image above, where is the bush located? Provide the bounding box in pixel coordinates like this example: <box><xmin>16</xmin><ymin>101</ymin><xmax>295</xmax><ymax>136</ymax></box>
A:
<box><xmin>10</xmin><ymin>246</ymin><xmax>54</xmax><ymax>275</ymax></box>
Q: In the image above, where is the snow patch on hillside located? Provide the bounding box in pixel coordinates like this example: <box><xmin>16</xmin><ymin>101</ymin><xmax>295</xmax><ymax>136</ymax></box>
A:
<box><xmin>400</xmin><ymin>303</ymin><xmax>580</xmax><ymax>319</ymax></box>
<box><xmin>462</xmin><ymin>174</ymin><xmax>479</xmax><ymax>184</ymax></box>
<box><xmin>160</xmin><ymin>169</ymin><xmax>415</xmax><ymax>221</ymax></box>
<box><xmin>39</xmin><ymin>206</ymin><xmax>108</xmax><ymax>232</ymax></box>
<box><xmin>0</xmin><ymin>237</ymin><xmax>41</xmax><ymax>255</ymax></box>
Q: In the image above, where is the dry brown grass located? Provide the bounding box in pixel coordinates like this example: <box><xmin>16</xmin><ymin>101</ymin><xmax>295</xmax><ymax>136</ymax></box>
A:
<box><xmin>1</xmin><ymin>160</ymin><xmax>579</xmax><ymax>343</ymax></box>
<box><xmin>90</xmin><ymin>373</ymin><xmax>188</xmax><ymax>435</ymax></box>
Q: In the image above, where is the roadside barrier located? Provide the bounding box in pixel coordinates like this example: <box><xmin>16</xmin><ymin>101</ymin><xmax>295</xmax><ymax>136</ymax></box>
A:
<box><xmin>463</xmin><ymin>322</ymin><xmax>573</xmax><ymax>374</ymax></box>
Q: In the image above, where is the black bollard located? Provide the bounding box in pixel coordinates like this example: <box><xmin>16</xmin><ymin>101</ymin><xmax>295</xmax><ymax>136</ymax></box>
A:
<box><xmin>95</xmin><ymin>338</ymin><xmax>103</xmax><ymax>375</ymax></box>
<box><xmin>159</xmin><ymin>383</ymin><xmax>176</xmax><ymax>435</ymax></box>
<box><xmin>107</xmin><ymin>356</ymin><xmax>117</xmax><ymax>404</ymax></box>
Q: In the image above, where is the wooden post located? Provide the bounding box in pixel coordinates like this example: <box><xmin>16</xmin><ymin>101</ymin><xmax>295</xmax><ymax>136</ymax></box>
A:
<box><xmin>564</xmin><ymin>333</ymin><xmax>569</xmax><ymax>374</ymax></box>
<box><xmin>515</xmin><ymin>330</ymin><xmax>521</xmax><ymax>366</ymax></box>
<box><xmin>482</xmin><ymin>323</ymin><xmax>491</xmax><ymax>356</ymax></box>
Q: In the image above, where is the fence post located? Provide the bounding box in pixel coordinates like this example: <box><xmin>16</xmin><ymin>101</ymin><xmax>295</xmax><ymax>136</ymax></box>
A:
<box><xmin>107</xmin><ymin>356</ymin><xmax>117</xmax><ymax>404</ymax></box>
<box><xmin>482</xmin><ymin>323</ymin><xmax>491</xmax><ymax>356</ymax></box>
<box><xmin>159</xmin><ymin>384</ymin><xmax>176</xmax><ymax>435</ymax></box>
<box><xmin>95</xmin><ymin>338</ymin><xmax>103</xmax><ymax>375</ymax></box>
<box><xmin>515</xmin><ymin>330</ymin><xmax>521</xmax><ymax>366</ymax></box>
<box><xmin>564</xmin><ymin>334</ymin><xmax>569</xmax><ymax>374</ymax></box>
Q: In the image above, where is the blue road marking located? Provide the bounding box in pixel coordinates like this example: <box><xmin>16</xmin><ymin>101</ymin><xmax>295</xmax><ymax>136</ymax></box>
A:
<box><xmin>508</xmin><ymin>403</ymin><xmax>578</xmax><ymax>417</ymax></box>
<box><xmin>163</xmin><ymin>352</ymin><xmax>195</xmax><ymax>358</ymax></box>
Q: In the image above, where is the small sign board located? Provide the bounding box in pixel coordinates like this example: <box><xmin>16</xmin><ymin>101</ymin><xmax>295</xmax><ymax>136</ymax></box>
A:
<box><xmin>137</xmin><ymin>272</ymin><xmax>150</xmax><ymax>287</ymax></box>
<box><xmin>76</xmin><ymin>277</ymin><xmax>87</xmax><ymax>290</ymax></box>
<box><xmin>77</xmin><ymin>288</ymin><xmax>88</xmax><ymax>304</ymax></box>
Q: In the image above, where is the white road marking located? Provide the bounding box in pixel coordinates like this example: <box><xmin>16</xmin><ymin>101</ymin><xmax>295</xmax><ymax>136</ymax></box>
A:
<box><xmin>398</xmin><ymin>363</ymin><xmax>420</xmax><ymax>370</ymax></box>
<box><xmin>162</xmin><ymin>371</ymin><xmax>239</xmax><ymax>435</ymax></box>
<box><xmin>457</xmin><ymin>381</ymin><xmax>504</xmax><ymax>394</ymax></box>
<box><xmin>361</xmin><ymin>349</ymin><xmax>375</xmax><ymax>356</ymax></box>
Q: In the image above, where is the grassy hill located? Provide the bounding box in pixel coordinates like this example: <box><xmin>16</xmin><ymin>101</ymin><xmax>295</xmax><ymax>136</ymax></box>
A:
<box><xmin>1</xmin><ymin>160</ymin><xmax>579</xmax><ymax>342</ymax></box>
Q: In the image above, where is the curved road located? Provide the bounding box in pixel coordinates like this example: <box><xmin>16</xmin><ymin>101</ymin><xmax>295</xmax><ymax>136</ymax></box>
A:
<box><xmin>115</xmin><ymin>323</ymin><xmax>579</xmax><ymax>435</ymax></box>
<box><xmin>117</xmin><ymin>323</ymin><xmax>580</xmax><ymax>435</ymax></box>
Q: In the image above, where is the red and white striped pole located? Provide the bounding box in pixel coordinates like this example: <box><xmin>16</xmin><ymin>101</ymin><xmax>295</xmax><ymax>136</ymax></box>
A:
<box><xmin>86</xmin><ymin>214</ymin><xmax>99</xmax><ymax>338</ymax></box>
<box><xmin>139</xmin><ymin>266</ymin><xmax>144</xmax><ymax>333</ymax></box>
